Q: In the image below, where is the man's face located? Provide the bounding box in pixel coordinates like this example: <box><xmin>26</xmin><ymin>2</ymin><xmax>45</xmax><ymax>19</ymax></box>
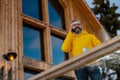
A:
<box><xmin>71</xmin><ymin>21</ymin><xmax>82</xmax><ymax>34</ymax></box>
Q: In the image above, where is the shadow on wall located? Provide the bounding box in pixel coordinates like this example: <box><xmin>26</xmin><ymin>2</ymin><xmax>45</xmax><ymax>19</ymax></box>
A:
<box><xmin>0</xmin><ymin>66</ymin><xmax>4</xmax><ymax>80</ymax></box>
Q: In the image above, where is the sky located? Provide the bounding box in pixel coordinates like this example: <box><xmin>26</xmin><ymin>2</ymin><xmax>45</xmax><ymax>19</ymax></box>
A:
<box><xmin>85</xmin><ymin>0</ymin><xmax>120</xmax><ymax>13</ymax></box>
<box><xmin>110</xmin><ymin>0</ymin><xmax>120</xmax><ymax>13</ymax></box>
<box><xmin>85</xmin><ymin>0</ymin><xmax>120</xmax><ymax>35</ymax></box>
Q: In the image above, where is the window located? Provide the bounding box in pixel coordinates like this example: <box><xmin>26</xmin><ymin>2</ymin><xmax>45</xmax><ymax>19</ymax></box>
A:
<box><xmin>51</xmin><ymin>35</ymin><xmax>65</xmax><ymax>65</ymax></box>
<box><xmin>22</xmin><ymin>0</ymin><xmax>42</xmax><ymax>20</ymax></box>
<box><xmin>48</xmin><ymin>0</ymin><xmax>65</xmax><ymax>29</ymax></box>
<box><xmin>23</xmin><ymin>23</ymin><xmax>44</xmax><ymax>61</ymax></box>
<box><xmin>24</xmin><ymin>69</ymin><xmax>39</xmax><ymax>80</ymax></box>
<box><xmin>55</xmin><ymin>77</ymin><xmax>72</xmax><ymax>80</ymax></box>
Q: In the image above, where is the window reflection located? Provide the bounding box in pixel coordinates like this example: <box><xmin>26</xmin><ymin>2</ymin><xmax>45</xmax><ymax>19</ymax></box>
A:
<box><xmin>23</xmin><ymin>23</ymin><xmax>44</xmax><ymax>61</ymax></box>
<box><xmin>24</xmin><ymin>69</ymin><xmax>39</xmax><ymax>80</ymax></box>
<box><xmin>48</xmin><ymin>0</ymin><xmax>65</xmax><ymax>29</ymax></box>
<box><xmin>51</xmin><ymin>35</ymin><xmax>65</xmax><ymax>65</ymax></box>
<box><xmin>22</xmin><ymin>0</ymin><xmax>42</xmax><ymax>20</ymax></box>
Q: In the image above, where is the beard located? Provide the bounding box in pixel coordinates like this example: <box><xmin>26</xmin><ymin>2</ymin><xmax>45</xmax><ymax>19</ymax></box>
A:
<box><xmin>72</xmin><ymin>27</ymin><xmax>82</xmax><ymax>34</ymax></box>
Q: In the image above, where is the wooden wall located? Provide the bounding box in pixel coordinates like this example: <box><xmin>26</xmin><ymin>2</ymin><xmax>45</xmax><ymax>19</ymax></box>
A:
<box><xmin>0</xmin><ymin>0</ymin><xmax>23</xmax><ymax>80</ymax></box>
<box><xmin>0</xmin><ymin>0</ymin><xmax>111</xmax><ymax>80</ymax></box>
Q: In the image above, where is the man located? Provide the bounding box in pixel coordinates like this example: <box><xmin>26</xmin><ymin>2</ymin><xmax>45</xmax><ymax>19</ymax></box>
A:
<box><xmin>61</xmin><ymin>20</ymin><xmax>102</xmax><ymax>80</ymax></box>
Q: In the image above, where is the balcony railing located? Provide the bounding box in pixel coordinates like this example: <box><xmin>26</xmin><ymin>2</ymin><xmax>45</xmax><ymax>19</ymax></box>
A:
<box><xmin>28</xmin><ymin>35</ymin><xmax>120</xmax><ymax>80</ymax></box>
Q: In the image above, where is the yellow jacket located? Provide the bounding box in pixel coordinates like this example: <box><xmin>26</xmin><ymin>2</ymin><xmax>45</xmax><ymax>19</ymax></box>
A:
<box><xmin>61</xmin><ymin>30</ymin><xmax>101</xmax><ymax>57</ymax></box>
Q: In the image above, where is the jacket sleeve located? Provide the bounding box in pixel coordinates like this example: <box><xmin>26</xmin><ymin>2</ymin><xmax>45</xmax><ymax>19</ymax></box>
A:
<box><xmin>61</xmin><ymin>32</ymin><xmax>76</xmax><ymax>53</ymax></box>
<box><xmin>91</xmin><ymin>34</ymin><xmax>102</xmax><ymax>47</ymax></box>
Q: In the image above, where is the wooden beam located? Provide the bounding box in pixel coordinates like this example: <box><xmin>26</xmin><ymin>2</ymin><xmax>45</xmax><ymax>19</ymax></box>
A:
<box><xmin>42</xmin><ymin>0</ymin><xmax>49</xmax><ymax>23</ymax></box>
<box><xmin>17</xmin><ymin>0</ymin><xmax>24</xmax><ymax>79</ymax></box>
<box><xmin>22</xmin><ymin>14</ymin><xmax>47</xmax><ymax>29</ymax></box>
<box><xmin>60</xmin><ymin>0</ymin><xmax>70</xmax><ymax>32</ymax></box>
<box><xmin>58</xmin><ymin>0</ymin><xmax>68</xmax><ymax>8</ymax></box>
<box><xmin>42</xmin><ymin>0</ymin><xmax>52</xmax><ymax>64</ymax></box>
<box><xmin>50</xmin><ymin>26</ymin><xmax>67</xmax><ymax>38</ymax></box>
<box><xmin>28</xmin><ymin>36</ymin><xmax>120</xmax><ymax>80</ymax></box>
<box><xmin>23</xmin><ymin>56</ymin><xmax>75</xmax><ymax>79</ymax></box>
<box><xmin>23</xmin><ymin>56</ymin><xmax>52</xmax><ymax>71</ymax></box>
<box><xmin>67</xmin><ymin>0</ymin><xmax>74</xmax><ymax>21</ymax></box>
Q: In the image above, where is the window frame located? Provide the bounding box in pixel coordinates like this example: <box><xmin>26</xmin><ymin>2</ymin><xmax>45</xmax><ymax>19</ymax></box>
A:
<box><xmin>22</xmin><ymin>0</ymin><xmax>43</xmax><ymax>20</ymax></box>
<box><xmin>24</xmin><ymin>68</ymin><xmax>40</xmax><ymax>80</ymax></box>
<box><xmin>48</xmin><ymin>0</ymin><xmax>66</xmax><ymax>30</ymax></box>
<box><xmin>23</xmin><ymin>22</ymin><xmax>45</xmax><ymax>61</ymax></box>
<box><xmin>22</xmin><ymin>0</ymin><xmax>73</xmax><ymax>79</ymax></box>
<box><xmin>51</xmin><ymin>33</ymin><xmax>69</xmax><ymax>65</ymax></box>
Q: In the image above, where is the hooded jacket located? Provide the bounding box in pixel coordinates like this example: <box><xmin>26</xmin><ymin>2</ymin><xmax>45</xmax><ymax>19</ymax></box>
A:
<box><xmin>61</xmin><ymin>30</ymin><xmax>101</xmax><ymax>57</ymax></box>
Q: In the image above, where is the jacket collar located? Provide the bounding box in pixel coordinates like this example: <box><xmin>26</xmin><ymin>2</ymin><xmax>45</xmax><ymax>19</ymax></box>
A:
<box><xmin>78</xmin><ymin>30</ymin><xmax>88</xmax><ymax>36</ymax></box>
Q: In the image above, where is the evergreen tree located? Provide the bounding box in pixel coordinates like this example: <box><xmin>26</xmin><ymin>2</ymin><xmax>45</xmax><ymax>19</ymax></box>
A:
<box><xmin>92</xmin><ymin>0</ymin><xmax>120</xmax><ymax>37</ymax></box>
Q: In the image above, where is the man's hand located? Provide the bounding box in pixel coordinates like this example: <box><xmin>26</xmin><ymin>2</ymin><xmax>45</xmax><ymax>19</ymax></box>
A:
<box><xmin>69</xmin><ymin>25</ymin><xmax>76</xmax><ymax>32</ymax></box>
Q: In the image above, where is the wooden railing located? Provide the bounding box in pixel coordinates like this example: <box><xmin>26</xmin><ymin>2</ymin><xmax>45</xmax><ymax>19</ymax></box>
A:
<box><xmin>28</xmin><ymin>36</ymin><xmax>120</xmax><ymax>80</ymax></box>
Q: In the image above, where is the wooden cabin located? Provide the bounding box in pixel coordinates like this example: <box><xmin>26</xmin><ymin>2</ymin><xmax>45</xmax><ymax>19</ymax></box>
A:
<box><xmin>0</xmin><ymin>0</ymin><xmax>111</xmax><ymax>80</ymax></box>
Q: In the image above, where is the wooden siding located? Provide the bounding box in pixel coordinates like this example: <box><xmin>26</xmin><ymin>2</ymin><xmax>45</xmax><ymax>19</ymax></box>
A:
<box><xmin>0</xmin><ymin>0</ymin><xmax>23</xmax><ymax>80</ymax></box>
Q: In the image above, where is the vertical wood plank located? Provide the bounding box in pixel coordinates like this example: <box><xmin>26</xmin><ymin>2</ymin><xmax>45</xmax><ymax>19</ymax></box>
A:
<box><xmin>66</xmin><ymin>0</ymin><xmax>74</xmax><ymax>59</ymax></box>
<box><xmin>64</xmin><ymin>3</ymin><xmax>70</xmax><ymax>32</ymax></box>
<box><xmin>0</xmin><ymin>0</ymin><xmax>23</xmax><ymax>80</ymax></box>
<box><xmin>68</xmin><ymin>0</ymin><xmax>74</xmax><ymax>21</ymax></box>
<box><xmin>17</xmin><ymin>0</ymin><xmax>24</xmax><ymax>79</ymax></box>
<box><xmin>4</xmin><ymin>0</ymin><xmax>9</xmax><ymax>79</ymax></box>
<box><xmin>42</xmin><ymin>0</ymin><xmax>49</xmax><ymax>23</ymax></box>
<box><xmin>42</xmin><ymin>0</ymin><xmax>52</xmax><ymax>64</ymax></box>
<box><xmin>0</xmin><ymin>0</ymin><xmax>5</xmax><ymax>67</ymax></box>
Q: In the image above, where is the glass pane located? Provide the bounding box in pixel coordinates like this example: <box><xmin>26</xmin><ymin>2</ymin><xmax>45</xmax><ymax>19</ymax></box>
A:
<box><xmin>48</xmin><ymin>0</ymin><xmax>65</xmax><ymax>29</ymax></box>
<box><xmin>51</xmin><ymin>35</ymin><xmax>65</xmax><ymax>65</ymax></box>
<box><xmin>22</xmin><ymin>0</ymin><xmax>42</xmax><ymax>20</ymax></box>
<box><xmin>23</xmin><ymin>23</ymin><xmax>43</xmax><ymax>61</ymax></box>
<box><xmin>24</xmin><ymin>69</ymin><xmax>39</xmax><ymax>80</ymax></box>
<box><xmin>55</xmin><ymin>77</ymin><xmax>72</xmax><ymax>80</ymax></box>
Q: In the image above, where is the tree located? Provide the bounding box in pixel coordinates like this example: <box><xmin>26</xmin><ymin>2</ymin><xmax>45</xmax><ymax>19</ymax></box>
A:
<box><xmin>92</xmin><ymin>0</ymin><xmax>120</xmax><ymax>37</ymax></box>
